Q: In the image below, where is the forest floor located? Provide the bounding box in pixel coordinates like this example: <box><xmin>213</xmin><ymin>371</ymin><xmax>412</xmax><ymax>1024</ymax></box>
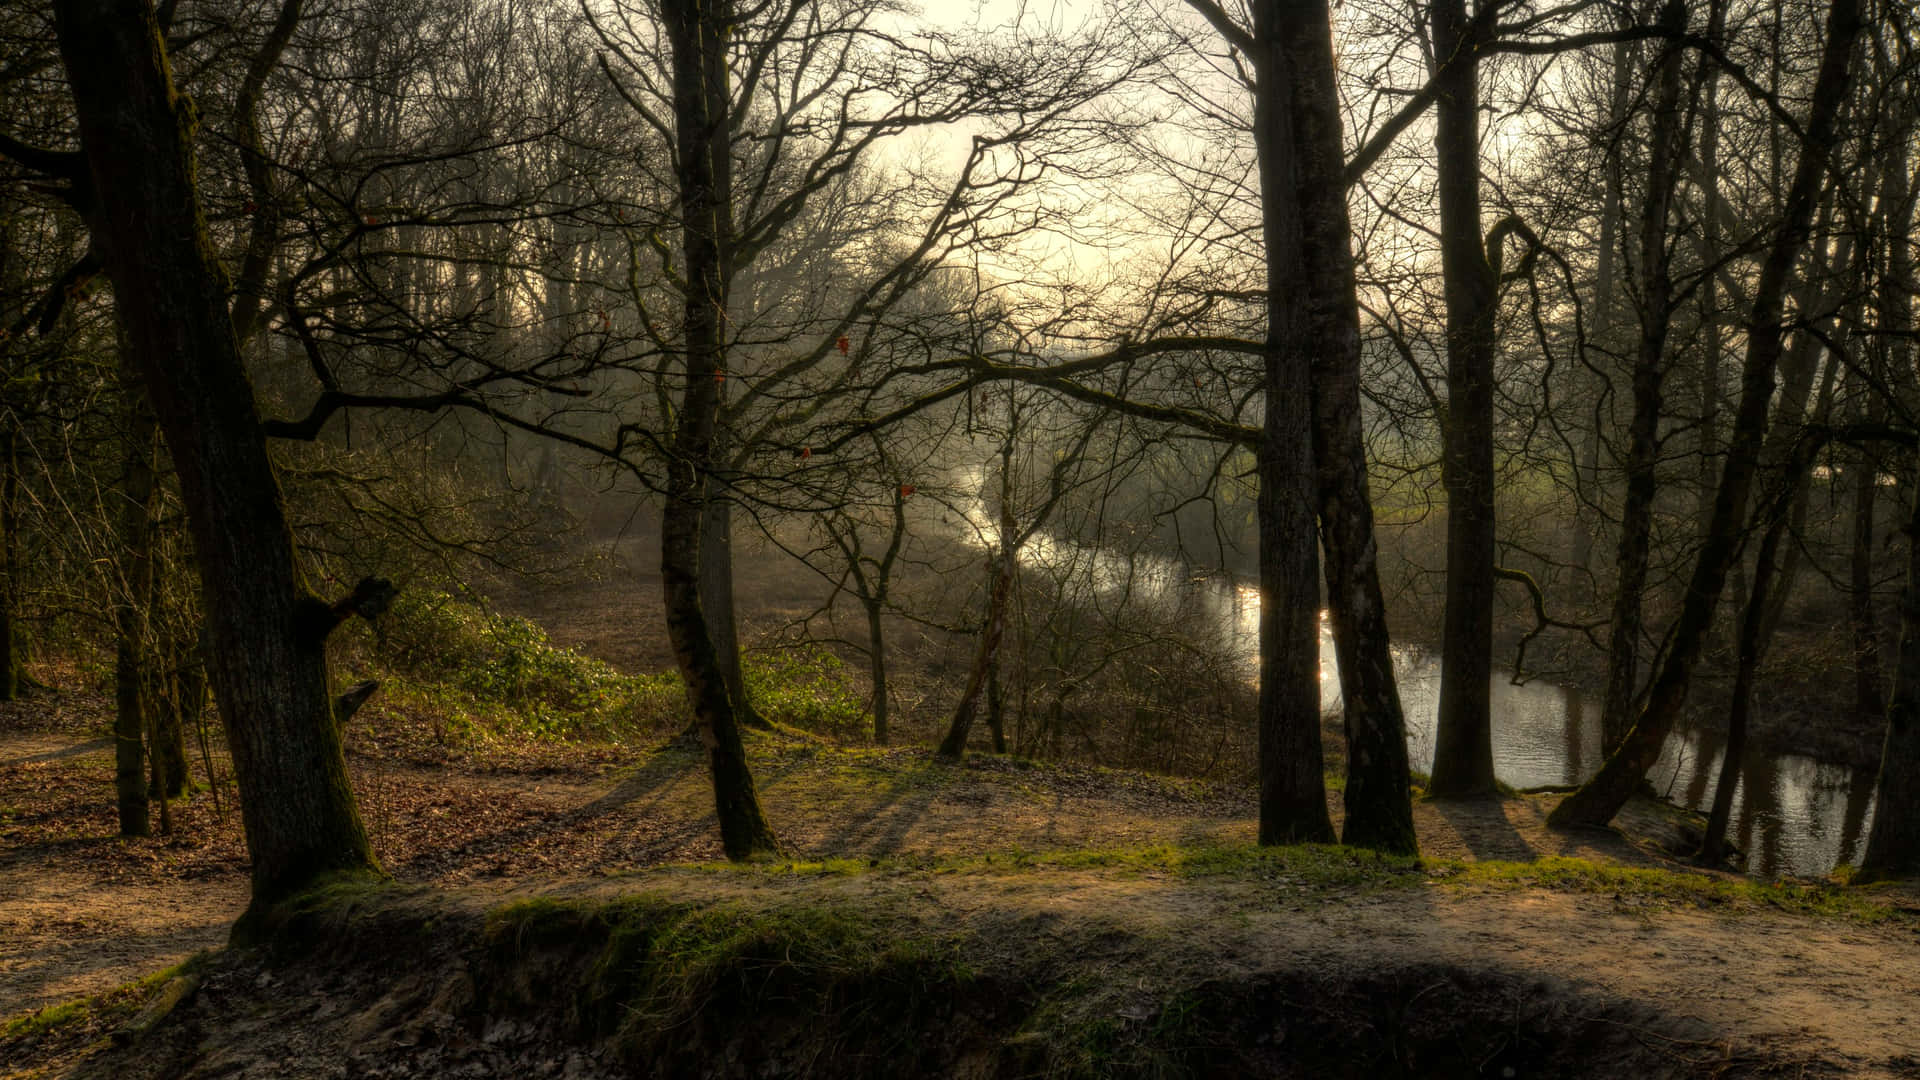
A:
<box><xmin>5</xmin><ymin>690</ymin><xmax>1920</xmax><ymax>1076</ymax></box>
<box><xmin>4</xmin><ymin>530</ymin><xmax>1919</xmax><ymax>1076</ymax></box>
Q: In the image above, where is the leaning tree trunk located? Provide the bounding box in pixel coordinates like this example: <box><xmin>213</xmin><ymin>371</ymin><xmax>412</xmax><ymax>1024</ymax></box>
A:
<box><xmin>1248</xmin><ymin>0</ymin><xmax>1335</xmax><ymax>844</ymax></box>
<box><xmin>1550</xmin><ymin>0</ymin><xmax>1862</xmax><ymax>830</ymax></box>
<box><xmin>1426</xmin><ymin>0</ymin><xmax>1498</xmax><ymax>798</ymax></box>
<box><xmin>660</xmin><ymin>0</ymin><xmax>776</xmax><ymax>860</ymax></box>
<box><xmin>54</xmin><ymin>0</ymin><xmax>380</xmax><ymax>909</ymax></box>
<box><xmin>1281</xmin><ymin>0</ymin><xmax>1415</xmax><ymax>853</ymax></box>
<box><xmin>1598</xmin><ymin>0</ymin><xmax>1692</xmax><ymax>758</ymax></box>
<box><xmin>939</xmin><ymin>536</ymin><xmax>1015</xmax><ymax>759</ymax></box>
<box><xmin>1703</xmin><ymin>455</ymin><xmax>1809</xmax><ymax>865</ymax></box>
<box><xmin>114</xmin><ymin>348</ymin><xmax>159</xmax><ymax>837</ymax></box>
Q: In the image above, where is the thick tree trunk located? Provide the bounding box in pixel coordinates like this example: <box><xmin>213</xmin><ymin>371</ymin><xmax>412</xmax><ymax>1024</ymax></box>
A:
<box><xmin>1248</xmin><ymin>0</ymin><xmax>1334</xmax><ymax>844</ymax></box>
<box><xmin>1858</xmin><ymin>486</ymin><xmax>1920</xmax><ymax>879</ymax></box>
<box><xmin>660</xmin><ymin>0</ymin><xmax>776</xmax><ymax>860</ymax></box>
<box><xmin>55</xmin><ymin>0</ymin><xmax>379</xmax><ymax>908</ymax></box>
<box><xmin>1427</xmin><ymin>0</ymin><xmax>1498</xmax><ymax>798</ymax></box>
<box><xmin>1550</xmin><ymin>0</ymin><xmax>1861</xmax><ymax>830</ymax></box>
<box><xmin>1599</xmin><ymin>0</ymin><xmax>1691</xmax><ymax>758</ymax></box>
<box><xmin>1280</xmin><ymin>0</ymin><xmax>1414</xmax><ymax>853</ymax></box>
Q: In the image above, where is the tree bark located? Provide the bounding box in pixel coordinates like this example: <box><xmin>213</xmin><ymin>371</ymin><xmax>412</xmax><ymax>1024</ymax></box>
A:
<box><xmin>1599</xmin><ymin>0</ymin><xmax>1691</xmax><ymax>758</ymax></box>
<box><xmin>0</xmin><ymin>423</ymin><xmax>19</xmax><ymax>701</ymax></box>
<box><xmin>939</xmin><ymin>544</ymin><xmax>1014</xmax><ymax>759</ymax></box>
<box><xmin>1550</xmin><ymin>0</ymin><xmax>1862</xmax><ymax>830</ymax></box>
<box><xmin>114</xmin><ymin>346</ymin><xmax>158</xmax><ymax>837</ymax></box>
<box><xmin>1247</xmin><ymin>0</ymin><xmax>1335</xmax><ymax>844</ymax></box>
<box><xmin>660</xmin><ymin>0</ymin><xmax>777</xmax><ymax>860</ymax></box>
<box><xmin>1280</xmin><ymin>0</ymin><xmax>1415</xmax><ymax>852</ymax></box>
<box><xmin>864</xmin><ymin>597</ymin><xmax>889</xmax><ymax>745</ymax></box>
<box><xmin>1858</xmin><ymin>484</ymin><xmax>1920</xmax><ymax>879</ymax></box>
<box><xmin>1427</xmin><ymin>0</ymin><xmax>1498</xmax><ymax>798</ymax></box>
<box><xmin>1854</xmin><ymin>86</ymin><xmax>1914</xmax><ymax>716</ymax></box>
<box><xmin>699</xmin><ymin>484</ymin><xmax>769</xmax><ymax>729</ymax></box>
<box><xmin>1703</xmin><ymin>463</ymin><xmax>1805</xmax><ymax>864</ymax></box>
<box><xmin>54</xmin><ymin>0</ymin><xmax>380</xmax><ymax>908</ymax></box>
<box><xmin>1571</xmin><ymin>6</ymin><xmax>1637</xmax><ymax>580</ymax></box>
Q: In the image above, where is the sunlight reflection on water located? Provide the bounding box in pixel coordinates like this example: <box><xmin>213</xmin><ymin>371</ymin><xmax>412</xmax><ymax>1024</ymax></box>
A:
<box><xmin>946</xmin><ymin>470</ymin><xmax>1875</xmax><ymax>878</ymax></box>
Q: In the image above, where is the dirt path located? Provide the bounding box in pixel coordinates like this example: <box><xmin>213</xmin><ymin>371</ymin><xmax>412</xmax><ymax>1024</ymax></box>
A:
<box><xmin>8</xmin><ymin>726</ymin><xmax>1914</xmax><ymax>1077</ymax></box>
<box><xmin>789</xmin><ymin>866</ymin><xmax>1920</xmax><ymax>1076</ymax></box>
<box><xmin>0</xmin><ymin>727</ymin><xmax>1716</xmax><ymax>1017</ymax></box>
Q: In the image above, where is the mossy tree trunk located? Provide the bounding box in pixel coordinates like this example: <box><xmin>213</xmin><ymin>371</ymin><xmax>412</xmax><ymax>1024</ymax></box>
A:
<box><xmin>1278</xmin><ymin>0</ymin><xmax>1414</xmax><ymax>853</ymax></box>
<box><xmin>53</xmin><ymin>0</ymin><xmax>381</xmax><ymax>908</ymax></box>
<box><xmin>1246</xmin><ymin>0</ymin><xmax>1335</xmax><ymax>845</ymax></box>
<box><xmin>1425</xmin><ymin>0</ymin><xmax>1498</xmax><ymax>799</ymax></box>
<box><xmin>660</xmin><ymin>0</ymin><xmax>777</xmax><ymax>860</ymax></box>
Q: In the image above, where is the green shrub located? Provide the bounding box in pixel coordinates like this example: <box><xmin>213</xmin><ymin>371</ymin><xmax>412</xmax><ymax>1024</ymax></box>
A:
<box><xmin>743</xmin><ymin>648</ymin><xmax>868</xmax><ymax>739</ymax></box>
<box><xmin>371</xmin><ymin>591</ymin><xmax>681</xmax><ymax>742</ymax></box>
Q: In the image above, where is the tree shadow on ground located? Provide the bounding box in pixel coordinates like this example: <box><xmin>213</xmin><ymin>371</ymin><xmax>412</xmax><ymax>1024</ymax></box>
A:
<box><xmin>1425</xmin><ymin>796</ymin><xmax>1539</xmax><ymax>862</ymax></box>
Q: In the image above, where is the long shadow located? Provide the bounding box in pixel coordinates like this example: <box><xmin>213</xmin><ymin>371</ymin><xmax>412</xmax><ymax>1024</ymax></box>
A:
<box><xmin>571</xmin><ymin>737</ymin><xmax>706</xmax><ymax>817</ymax></box>
<box><xmin>828</xmin><ymin>779</ymin><xmax>943</xmax><ymax>858</ymax></box>
<box><xmin>1426</xmin><ymin>796</ymin><xmax>1538</xmax><ymax>863</ymax></box>
<box><xmin>0</xmin><ymin>738</ymin><xmax>112</xmax><ymax>769</ymax></box>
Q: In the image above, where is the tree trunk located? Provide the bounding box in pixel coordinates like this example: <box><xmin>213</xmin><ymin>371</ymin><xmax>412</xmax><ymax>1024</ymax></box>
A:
<box><xmin>1599</xmin><ymin>0</ymin><xmax>1691</xmax><ymax>758</ymax></box>
<box><xmin>659</xmin><ymin>0</ymin><xmax>776</xmax><ymax>860</ymax></box>
<box><xmin>1571</xmin><ymin>7</ymin><xmax>1637</xmax><ymax>579</ymax></box>
<box><xmin>1858</xmin><ymin>484</ymin><xmax>1920</xmax><ymax>879</ymax></box>
<box><xmin>115</xmin><ymin>347</ymin><xmax>158</xmax><ymax>837</ymax></box>
<box><xmin>148</xmin><ymin>624</ymin><xmax>195</xmax><ymax>801</ymax></box>
<box><xmin>1280</xmin><ymin>0</ymin><xmax>1414</xmax><ymax>853</ymax></box>
<box><xmin>1703</xmin><ymin>472</ymin><xmax>1802</xmax><ymax>865</ymax></box>
<box><xmin>938</xmin><ymin>550</ymin><xmax>1013</xmax><ymax>760</ymax></box>
<box><xmin>1550</xmin><ymin>0</ymin><xmax>1861</xmax><ymax>830</ymax></box>
<box><xmin>1854</xmin><ymin>87</ymin><xmax>1913</xmax><ymax>716</ymax></box>
<box><xmin>0</xmin><ymin>423</ymin><xmax>19</xmax><ymax>701</ymax></box>
<box><xmin>864</xmin><ymin>598</ymin><xmax>889</xmax><ymax>745</ymax></box>
<box><xmin>1694</xmin><ymin>11</ymin><xmax>1726</xmax><ymax>563</ymax></box>
<box><xmin>1248</xmin><ymin>0</ymin><xmax>1334</xmax><ymax>844</ymax></box>
<box><xmin>1427</xmin><ymin>0</ymin><xmax>1498</xmax><ymax>798</ymax></box>
<box><xmin>55</xmin><ymin>0</ymin><xmax>380</xmax><ymax>908</ymax></box>
<box><xmin>699</xmin><ymin>485</ymin><xmax>769</xmax><ymax>729</ymax></box>
<box><xmin>986</xmin><ymin>661</ymin><xmax>1007</xmax><ymax>755</ymax></box>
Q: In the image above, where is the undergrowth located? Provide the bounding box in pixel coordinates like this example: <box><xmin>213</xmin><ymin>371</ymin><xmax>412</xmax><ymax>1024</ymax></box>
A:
<box><xmin>347</xmin><ymin>591</ymin><xmax>866</xmax><ymax>747</ymax></box>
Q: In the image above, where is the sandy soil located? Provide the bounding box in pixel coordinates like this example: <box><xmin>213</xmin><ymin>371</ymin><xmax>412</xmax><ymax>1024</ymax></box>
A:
<box><xmin>7</xmin><ymin>722</ymin><xmax>1912</xmax><ymax>1071</ymax></box>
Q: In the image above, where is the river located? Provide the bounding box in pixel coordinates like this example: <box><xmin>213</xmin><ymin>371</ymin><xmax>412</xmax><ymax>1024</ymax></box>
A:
<box><xmin>950</xmin><ymin>473</ymin><xmax>1878</xmax><ymax>878</ymax></box>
